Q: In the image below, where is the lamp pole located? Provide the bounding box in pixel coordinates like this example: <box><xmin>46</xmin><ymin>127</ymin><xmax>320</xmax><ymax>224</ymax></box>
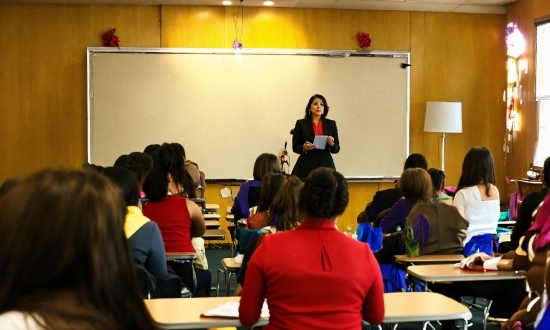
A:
<box><xmin>441</xmin><ymin>132</ymin><xmax>446</xmax><ymax>171</ymax></box>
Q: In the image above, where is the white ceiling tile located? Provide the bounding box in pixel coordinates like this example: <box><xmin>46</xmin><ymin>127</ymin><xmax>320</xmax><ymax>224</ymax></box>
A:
<box><xmin>332</xmin><ymin>0</ymin><xmax>459</xmax><ymax>12</ymax></box>
<box><xmin>453</xmin><ymin>4</ymin><xmax>507</xmax><ymax>13</ymax></box>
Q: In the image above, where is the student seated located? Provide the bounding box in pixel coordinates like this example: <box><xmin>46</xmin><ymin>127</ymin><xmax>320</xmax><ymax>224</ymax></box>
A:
<box><xmin>357</xmin><ymin>153</ymin><xmax>427</xmax><ymax>224</ymax></box>
<box><xmin>234</xmin><ymin>176</ymin><xmax>303</xmax><ymax>296</ymax></box>
<box><xmin>246</xmin><ymin>173</ymin><xmax>285</xmax><ymax>230</ymax></box>
<box><xmin>374</xmin><ymin>168</ymin><xmax>432</xmax><ymax>233</ymax></box>
<box><xmin>239</xmin><ymin>168</ymin><xmax>384</xmax><ymax>329</ymax></box>
<box><xmin>0</xmin><ymin>168</ymin><xmax>157</xmax><ymax>329</ymax></box>
<box><xmin>375</xmin><ymin>168</ymin><xmax>468</xmax><ymax>263</ymax></box>
<box><xmin>460</xmin><ymin>191</ymin><xmax>550</xmax><ymax>330</ymax></box>
<box><xmin>142</xmin><ymin>143</ymin><xmax>211</xmax><ymax>297</ymax></box>
<box><xmin>102</xmin><ymin>166</ymin><xmax>181</xmax><ymax>298</ymax></box>
<box><xmin>454</xmin><ymin>147</ymin><xmax>500</xmax><ymax>257</ymax></box>
<box><xmin>509</xmin><ymin>156</ymin><xmax>550</xmax><ymax>250</ymax></box>
<box><xmin>231</xmin><ymin>153</ymin><xmax>280</xmax><ymax>222</ymax></box>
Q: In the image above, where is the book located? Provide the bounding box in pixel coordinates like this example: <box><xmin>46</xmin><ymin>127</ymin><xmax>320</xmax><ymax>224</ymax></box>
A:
<box><xmin>202</xmin><ymin>301</ymin><xmax>269</xmax><ymax>319</ymax></box>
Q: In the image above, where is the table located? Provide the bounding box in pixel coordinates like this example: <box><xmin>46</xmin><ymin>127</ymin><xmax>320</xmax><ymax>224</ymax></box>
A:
<box><xmin>204</xmin><ymin>203</ymin><xmax>219</xmax><ymax>213</ymax></box>
<box><xmin>145</xmin><ymin>292</ymin><xmax>471</xmax><ymax>330</ymax></box>
<box><xmin>205</xmin><ymin>220</ymin><xmax>220</xmax><ymax>229</ymax></box>
<box><xmin>203</xmin><ymin>229</ymin><xmax>225</xmax><ymax>240</ymax></box>
<box><xmin>144</xmin><ymin>296</ymin><xmax>268</xmax><ymax>329</ymax></box>
<box><xmin>395</xmin><ymin>254</ymin><xmax>463</xmax><ymax>264</ymax></box>
<box><xmin>384</xmin><ymin>292</ymin><xmax>471</xmax><ymax>330</ymax></box>
<box><xmin>407</xmin><ymin>264</ymin><xmax>526</xmax><ymax>292</ymax></box>
<box><xmin>204</xmin><ymin>213</ymin><xmax>221</xmax><ymax>220</ymax></box>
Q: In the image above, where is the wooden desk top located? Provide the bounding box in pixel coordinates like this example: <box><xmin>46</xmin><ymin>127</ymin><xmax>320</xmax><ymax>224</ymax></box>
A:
<box><xmin>166</xmin><ymin>252</ymin><xmax>197</xmax><ymax>261</ymax></box>
<box><xmin>205</xmin><ymin>220</ymin><xmax>221</xmax><ymax>229</ymax></box>
<box><xmin>384</xmin><ymin>292</ymin><xmax>471</xmax><ymax>323</ymax></box>
<box><xmin>407</xmin><ymin>264</ymin><xmax>527</xmax><ymax>282</ymax></box>
<box><xmin>203</xmin><ymin>229</ymin><xmax>225</xmax><ymax>239</ymax></box>
<box><xmin>222</xmin><ymin>257</ymin><xmax>242</xmax><ymax>270</ymax></box>
<box><xmin>145</xmin><ymin>293</ymin><xmax>471</xmax><ymax>329</ymax></box>
<box><xmin>497</xmin><ymin>221</ymin><xmax>516</xmax><ymax>226</ymax></box>
<box><xmin>144</xmin><ymin>297</ymin><xmax>268</xmax><ymax>329</ymax></box>
<box><xmin>395</xmin><ymin>254</ymin><xmax>464</xmax><ymax>264</ymax></box>
<box><xmin>204</xmin><ymin>213</ymin><xmax>221</xmax><ymax>220</ymax></box>
<box><xmin>205</xmin><ymin>203</ymin><xmax>219</xmax><ymax>211</ymax></box>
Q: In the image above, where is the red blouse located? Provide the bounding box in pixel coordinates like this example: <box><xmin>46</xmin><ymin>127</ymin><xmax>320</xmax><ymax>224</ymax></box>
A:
<box><xmin>312</xmin><ymin>119</ymin><xmax>324</xmax><ymax>136</ymax></box>
<box><xmin>143</xmin><ymin>195</ymin><xmax>195</xmax><ymax>253</ymax></box>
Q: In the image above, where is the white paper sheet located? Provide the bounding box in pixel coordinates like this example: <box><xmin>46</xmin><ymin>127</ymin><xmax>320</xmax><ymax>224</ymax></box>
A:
<box><xmin>202</xmin><ymin>301</ymin><xmax>270</xmax><ymax>318</ymax></box>
<box><xmin>313</xmin><ymin>135</ymin><xmax>327</xmax><ymax>150</ymax></box>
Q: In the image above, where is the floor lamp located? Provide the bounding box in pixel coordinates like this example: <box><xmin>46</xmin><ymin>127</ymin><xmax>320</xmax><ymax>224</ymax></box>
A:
<box><xmin>424</xmin><ymin>102</ymin><xmax>462</xmax><ymax>171</ymax></box>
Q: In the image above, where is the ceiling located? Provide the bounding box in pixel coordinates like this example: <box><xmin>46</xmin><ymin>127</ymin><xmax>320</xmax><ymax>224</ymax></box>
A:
<box><xmin>0</xmin><ymin>0</ymin><xmax>516</xmax><ymax>14</ymax></box>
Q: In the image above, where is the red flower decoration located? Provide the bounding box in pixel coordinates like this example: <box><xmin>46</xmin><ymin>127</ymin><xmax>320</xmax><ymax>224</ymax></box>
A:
<box><xmin>357</xmin><ymin>32</ymin><xmax>371</xmax><ymax>49</ymax></box>
<box><xmin>102</xmin><ymin>28</ymin><xmax>120</xmax><ymax>47</ymax></box>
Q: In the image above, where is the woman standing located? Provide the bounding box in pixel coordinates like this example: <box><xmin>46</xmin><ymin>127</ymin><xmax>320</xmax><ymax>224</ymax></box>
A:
<box><xmin>291</xmin><ymin>94</ymin><xmax>340</xmax><ymax>180</ymax></box>
<box><xmin>453</xmin><ymin>146</ymin><xmax>500</xmax><ymax>257</ymax></box>
<box><xmin>239</xmin><ymin>168</ymin><xmax>384</xmax><ymax>329</ymax></box>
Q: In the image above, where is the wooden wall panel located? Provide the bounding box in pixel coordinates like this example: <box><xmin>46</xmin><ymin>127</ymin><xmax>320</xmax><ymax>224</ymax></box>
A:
<box><xmin>506</xmin><ymin>0</ymin><xmax>550</xmax><ymax>181</ymax></box>
<box><xmin>161</xmin><ymin>6</ymin><xmax>226</xmax><ymax>47</ymax></box>
<box><xmin>0</xmin><ymin>4</ymin><xmax>160</xmax><ymax>179</ymax></box>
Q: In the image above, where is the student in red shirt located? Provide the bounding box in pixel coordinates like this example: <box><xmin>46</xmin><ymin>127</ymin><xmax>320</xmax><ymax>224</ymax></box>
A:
<box><xmin>239</xmin><ymin>168</ymin><xmax>385</xmax><ymax>329</ymax></box>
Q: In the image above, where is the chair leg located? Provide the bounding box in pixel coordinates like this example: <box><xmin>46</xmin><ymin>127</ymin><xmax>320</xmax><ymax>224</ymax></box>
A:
<box><xmin>227</xmin><ymin>271</ymin><xmax>233</xmax><ymax>296</ymax></box>
<box><xmin>216</xmin><ymin>269</ymin><xmax>224</xmax><ymax>297</ymax></box>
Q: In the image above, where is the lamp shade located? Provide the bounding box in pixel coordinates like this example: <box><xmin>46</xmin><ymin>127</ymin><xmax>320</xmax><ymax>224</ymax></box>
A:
<box><xmin>424</xmin><ymin>102</ymin><xmax>462</xmax><ymax>133</ymax></box>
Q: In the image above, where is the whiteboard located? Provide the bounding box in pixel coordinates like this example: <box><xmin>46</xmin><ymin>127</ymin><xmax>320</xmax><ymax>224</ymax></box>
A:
<box><xmin>88</xmin><ymin>48</ymin><xmax>410</xmax><ymax>180</ymax></box>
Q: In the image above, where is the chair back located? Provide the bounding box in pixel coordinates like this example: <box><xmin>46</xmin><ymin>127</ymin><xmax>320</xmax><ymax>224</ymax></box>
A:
<box><xmin>236</xmin><ymin>226</ymin><xmax>258</xmax><ymax>254</ymax></box>
<box><xmin>135</xmin><ymin>264</ymin><xmax>157</xmax><ymax>299</ymax></box>
<box><xmin>248</xmin><ymin>186</ymin><xmax>261</xmax><ymax>209</ymax></box>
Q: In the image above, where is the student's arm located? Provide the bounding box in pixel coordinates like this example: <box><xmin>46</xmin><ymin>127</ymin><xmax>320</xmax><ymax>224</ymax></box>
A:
<box><xmin>187</xmin><ymin>199</ymin><xmax>206</xmax><ymax>238</ymax></box>
<box><xmin>378</xmin><ymin>205</ymin><xmax>404</xmax><ymax>233</ymax></box>
<box><xmin>238</xmin><ymin>241</ymin><xmax>268</xmax><ymax>326</ymax></box>
<box><xmin>362</xmin><ymin>247</ymin><xmax>385</xmax><ymax>325</ymax></box>
<box><xmin>453</xmin><ymin>190</ymin><xmax>466</xmax><ymax>218</ymax></box>
<box><xmin>145</xmin><ymin>222</ymin><xmax>169</xmax><ymax>280</ymax></box>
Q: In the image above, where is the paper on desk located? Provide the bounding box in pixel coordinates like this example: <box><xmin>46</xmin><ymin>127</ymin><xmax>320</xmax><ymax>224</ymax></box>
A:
<box><xmin>202</xmin><ymin>301</ymin><xmax>269</xmax><ymax>318</ymax></box>
<box><xmin>313</xmin><ymin>135</ymin><xmax>327</xmax><ymax>150</ymax></box>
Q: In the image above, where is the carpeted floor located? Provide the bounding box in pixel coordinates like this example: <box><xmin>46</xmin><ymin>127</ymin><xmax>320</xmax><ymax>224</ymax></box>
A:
<box><xmin>204</xmin><ymin>247</ymin><xmax>501</xmax><ymax>330</ymax></box>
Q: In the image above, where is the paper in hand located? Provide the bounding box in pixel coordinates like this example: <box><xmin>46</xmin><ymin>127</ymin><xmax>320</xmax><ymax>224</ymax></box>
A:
<box><xmin>313</xmin><ymin>135</ymin><xmax>327</xmax><ymax>150</ymax></box>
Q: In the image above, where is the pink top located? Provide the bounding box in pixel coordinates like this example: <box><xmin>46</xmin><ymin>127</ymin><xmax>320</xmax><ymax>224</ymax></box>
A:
<box><xmin>143</xmin><ymin>195</ymin><xmax>195</xmax><ymax>253</ymax></box>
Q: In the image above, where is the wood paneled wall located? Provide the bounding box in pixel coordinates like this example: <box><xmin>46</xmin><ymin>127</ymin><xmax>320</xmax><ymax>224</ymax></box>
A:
<box><xmin>506</xmin><ymin>0</ymin><xmax>550</xmax><ymax>180</ymax></box>
<box><xmin>0</xmin><ymin>4</ymin><xmax>508</xmax><ymax>233</ymax></box>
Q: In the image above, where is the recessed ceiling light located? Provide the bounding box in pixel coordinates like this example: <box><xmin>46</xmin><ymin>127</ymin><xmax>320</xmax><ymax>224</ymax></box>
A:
<box><xmin>263</xmin><ymin>1</ymin><xmax>274</xmax><ymax>5</ymax></box>
<box><xmin>222</xmin><ymin>1</ymin><xmax>232</xmax><ymax>5</ymax></box>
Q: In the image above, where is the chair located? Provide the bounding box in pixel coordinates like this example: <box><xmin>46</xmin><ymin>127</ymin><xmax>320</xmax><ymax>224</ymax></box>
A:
<box><xmin>236</xmin><ymin>226</ymin><xmax>257</xmax><ymax>255</ymax></box>
<box><xmin>248</xmin><ymin>186</ymin><xmax>261</xmax><ymax>209</ymax></box>
<box><xmin>216</xmin><ymin>258</ymin><xmax>242</xmax><ymax>296</ymax></box>
<box><xmin>135</xmin><ymin>264</ymin><xmax>157</xmax><ymax>299</ymax></box>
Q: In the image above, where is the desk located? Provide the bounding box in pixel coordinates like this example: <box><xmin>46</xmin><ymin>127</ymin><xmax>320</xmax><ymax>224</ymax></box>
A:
<box><xmin>204</xmin><ymin>213</ymin><xmax>221</xmax><ymax>221</ymax></box>
<box><xmin>145</xmin><ymin>293</ymin><xmax>471</xmax><ymax>330</ymax></box>
<box><xmin>165</xmin><ymin>252</ymin><xmax>197</xmax><ymax>261</ymax></box>
<box><xmin>407</xmin><ymin>264</ymin><xmax>526</xmax><ymax>292</ymax></box>
<box><xmin>395</xmin><ymin>254</ymin><xmax>463</xmax><ymax>264</ymax></box>
<box><xmin>144</xmin><ymin>297</ymin><xmax>268</xmax><ymax>329</ymax></box>
<box><xmin>205</xmin><ymin>220</ymin><xmax>221</xmax><ymax>229</ymax></box>
<box><xmin>384</xmin><ymin>292</ymin><xmax>471</xmax><ymax>330</ymax></box>
<box><xmin>205</xmin><ymin>203</ymin><xmax>219</xmax><ymax>213</ymax></box>
<box><xmin>203</xmin><ymin>229</ymin><xmax>225</xmax><ymax>240</ymax></box>
<box><xmin>216</xmin><ymin>258</ymin><xmax>242</xmax><ymax>296</ymax></box>
<box><xmin>498</xmin><ymin>220</ymin><xmax>516</xmax><ymax>227</ymax></box>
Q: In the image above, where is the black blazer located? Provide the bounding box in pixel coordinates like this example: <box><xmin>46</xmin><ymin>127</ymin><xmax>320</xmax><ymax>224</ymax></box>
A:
<box><xmin>290</xmin><ymin>118</ymin><xmax>340</xmax><ymax>179</ymax></box>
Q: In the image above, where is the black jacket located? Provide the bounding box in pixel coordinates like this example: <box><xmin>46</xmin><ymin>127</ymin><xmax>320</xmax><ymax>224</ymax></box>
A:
<box><xmin>290</xmin><ymin>118</ymin><xmax>340</xmax><ymax>179</ymax></box>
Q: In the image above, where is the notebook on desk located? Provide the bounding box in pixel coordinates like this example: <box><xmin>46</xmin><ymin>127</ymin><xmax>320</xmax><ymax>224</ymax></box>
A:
<box><xmin>201</xmin><ymin>301</ymin><xmax>269</xmax><ymax>319</ymax></box>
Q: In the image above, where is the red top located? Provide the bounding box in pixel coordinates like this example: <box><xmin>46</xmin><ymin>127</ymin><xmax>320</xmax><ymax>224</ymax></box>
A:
<box><xmin>239</xmin><ymin>219</ymin><xmax>385</xmax><ymax>329</ymax></box>
<box><xmin>142</xmin><ymin>195</ymin><xmax>195</xmax><ymax>253</ymax></box>
<box><xmin>312</xmin><ymin>119</ymin><xmax>324</xmax><ymax>136</ymax></box>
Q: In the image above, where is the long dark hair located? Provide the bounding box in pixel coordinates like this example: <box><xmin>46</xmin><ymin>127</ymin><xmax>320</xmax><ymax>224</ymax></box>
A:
<box><xmin>267</xmin><ymin>175</ymin><xmax>303</xmax><ymax>231</ymax></box>
<box><xmin>303</xmin><ymin>94</ymin><xmax>330</xmax><ymax>119</ymax></box>
<box><xmin>0</xmin><ymin>168</ymin><xmax>157</xmax><ymax>329</ymax></box>
<box><xmin>456</xmin><ymin>147</ymin><xmax>496</xmax><ymax>197</ymax></box>
<box><xmin>257</xmin><ymin>173</ymin><xmax>286</xmax><ymax>212</ymax></box>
